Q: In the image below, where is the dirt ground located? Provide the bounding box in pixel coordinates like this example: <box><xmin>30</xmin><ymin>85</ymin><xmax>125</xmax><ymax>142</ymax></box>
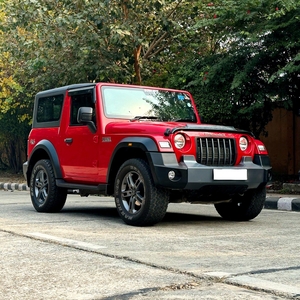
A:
<box><xmin>0</xmin><ymin>170</ymin><xmax>26</xmax><ymax>184</ymax></box>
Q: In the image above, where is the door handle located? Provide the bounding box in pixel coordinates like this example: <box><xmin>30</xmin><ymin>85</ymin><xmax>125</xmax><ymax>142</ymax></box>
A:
<box><xmin>64</xmin><ymin>138</ymin><xmax>73</xmax><ymax>144</ymax></box>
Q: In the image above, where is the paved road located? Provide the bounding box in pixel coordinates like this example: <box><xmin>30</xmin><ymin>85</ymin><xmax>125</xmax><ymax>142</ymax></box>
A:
<box><xmin>0</xmin><ymin>190</ymin><xmax>300</xmax><ymax>299</ymax></box>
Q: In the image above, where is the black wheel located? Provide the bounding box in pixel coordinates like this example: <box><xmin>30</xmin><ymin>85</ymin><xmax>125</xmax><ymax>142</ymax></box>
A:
<box><xmin>214</xmin><ymin>186</ymin><xmax>266</xmax><ymax>221</ymax></box>
<box><xmin>30</xmin><ymin>159</ymin><xmax>67</xmax><ymax>212</ymax></box>
<box><xmin>114</xmin><ymin>158</ymin><xmax>169</xmax><ymax>226</ymax></box>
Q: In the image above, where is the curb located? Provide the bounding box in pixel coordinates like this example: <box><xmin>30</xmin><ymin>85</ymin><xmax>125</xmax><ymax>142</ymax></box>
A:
<box><xmin>0</xmin><ymin>182</ymin><xmax>29</xmax><ymax>191</ymax></box>
<box><xmin>265</xmin><ymin>195</ymin><xmax>300</xmax><ymax>212</ymax></box>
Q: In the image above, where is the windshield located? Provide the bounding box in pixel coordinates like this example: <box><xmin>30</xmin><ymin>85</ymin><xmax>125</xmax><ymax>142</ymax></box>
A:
<box><xmin>101</xmin><ymin>86</ymin><xmax>197</xmax><ymax>122</ymax></box>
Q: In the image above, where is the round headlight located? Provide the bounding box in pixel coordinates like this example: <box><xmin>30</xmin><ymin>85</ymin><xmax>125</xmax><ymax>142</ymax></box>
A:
<box><xmin>239</xmin><ymin>136</ymin><xmax>248</xmax><ymax>151</ymax></box>
<box><xmin>174</xmin><ymin>134</ymin><xmax>186</xmax><ymax>149</ymax></box>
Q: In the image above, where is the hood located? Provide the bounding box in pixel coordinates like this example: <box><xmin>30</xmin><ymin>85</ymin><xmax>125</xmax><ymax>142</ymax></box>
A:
<box><xmin>168</xmin><ymin>124</ymin><xmax>254</xmax><ymax>137</ymax></box>
<box><xmin>105</xmin><ymin>121</ymin><xmax>254</xmax><ymax>137</ymax></box>
<box><xmin>105</xmin><ymin>121</ymin><xmax>186</xmax><ymax>135</ymax></box>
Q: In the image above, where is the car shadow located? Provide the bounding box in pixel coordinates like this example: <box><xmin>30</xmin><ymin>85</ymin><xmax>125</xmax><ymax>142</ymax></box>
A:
<box><xmin>62</xmin><ymin>206</ymin><xmax>120</xmax><ymax>219</ymax></box>
<box><xmin>162</xmin><ymin>211</ymin><xmax>222</xmax><ymax>224</ymax></box>
<box><xmin>60</xmin><ymin>205</ymin><xmax>224</xmax><ymax>225</ymax></box>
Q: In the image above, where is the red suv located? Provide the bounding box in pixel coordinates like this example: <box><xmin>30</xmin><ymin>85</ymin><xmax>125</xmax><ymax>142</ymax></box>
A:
<box><xmin>23</xmin><ymin>83</ymin><xmax>271</xmax><ymax>226</ymax></box>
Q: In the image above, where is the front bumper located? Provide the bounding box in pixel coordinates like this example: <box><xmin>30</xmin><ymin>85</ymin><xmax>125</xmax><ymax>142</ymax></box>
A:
<box><xmin>149</xmin><ymin>153</ymin><xmax>271</xmax><ymax>191</ymax></box>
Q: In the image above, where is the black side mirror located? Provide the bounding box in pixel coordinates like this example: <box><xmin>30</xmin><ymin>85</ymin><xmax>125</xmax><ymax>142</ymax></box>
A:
<box><xmin>77</xmin><ymin>107</ymin><xmax>96</xmax><ymax>133</ymax></box>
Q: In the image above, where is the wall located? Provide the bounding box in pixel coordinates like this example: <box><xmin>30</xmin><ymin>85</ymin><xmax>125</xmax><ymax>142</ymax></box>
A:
<box><xmin>260</xmin><ymin>108</ymin><xmax>300</xmax><ymax>177</ymax></box>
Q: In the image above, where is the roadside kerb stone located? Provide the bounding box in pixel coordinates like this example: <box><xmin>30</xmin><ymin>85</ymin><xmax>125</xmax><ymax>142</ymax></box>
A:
<box><xmin>0</xmin><ymin>182</ymin><xmax>29</xmax><ymax>191</ymax></box>
<box><xmin>265</xmin><ymin>194</ymin><xmax>300</xmax><ymax>212</ymax></box>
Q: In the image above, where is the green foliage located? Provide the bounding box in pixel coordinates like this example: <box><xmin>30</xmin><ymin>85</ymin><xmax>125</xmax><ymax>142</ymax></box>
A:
<box><xmin>0</xmin><ymin>0</ymin><xmax>299</xmax><ymax>170</ymax></box>
<box><xmin>165</xmin><ymin>0</ymin><xmax>300</xmax><ymax>137</ymax></box>
<box><xmin>0</xmin><ymin>109</ymin><xmax>30</xmax><ymax>172</ymax></box>
<box><xmin>2</xmin><ymin>0</ymin><xmax>193</xmax><ymax>88</ymax></box>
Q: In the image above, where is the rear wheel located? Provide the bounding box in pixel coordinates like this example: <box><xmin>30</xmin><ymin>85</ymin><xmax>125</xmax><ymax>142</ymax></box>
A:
<box><xmin>114</xmin><ymin>158</ymin><xmax>169</xmax><ymax>226</ymax></box>
<box><xmin>30</xmin><ymin>159</ymin><xmax>67</xmax><ymax>212</ymax></box>
<box><xmin>214</xmin><ymin>186</ymin><xmax>266</xmax><ymax>221</ymax></box>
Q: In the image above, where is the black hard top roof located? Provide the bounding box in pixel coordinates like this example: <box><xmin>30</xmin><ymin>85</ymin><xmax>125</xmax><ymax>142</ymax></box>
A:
<box><xmin>36</xmin><ymin>83</ymin><xmax>96</xmax><ymax>97</ymax></box>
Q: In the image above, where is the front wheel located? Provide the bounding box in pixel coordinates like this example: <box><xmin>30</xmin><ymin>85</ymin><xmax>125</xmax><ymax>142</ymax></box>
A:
<box><xmin>30</xmin><ymin>159</ymin><xmax>67</xmax><ymax>212</ymax></box>
<box><xmin>114</xmin><ymin>158</ymin><xmax>169</xmax><ymax>226</ymax></box>
<box><xmin>214</xmin><ymin>186</ymin><xmax>266</xmax><ymax>221</ymax></box>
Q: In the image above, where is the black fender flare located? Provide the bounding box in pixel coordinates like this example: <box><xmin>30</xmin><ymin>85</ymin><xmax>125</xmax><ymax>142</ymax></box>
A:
<box><xmin>106</xmin><ymin>137</ymin><xmax>158</xmax><ymax>184</ymax></box>
<box><xmin>115</xmin><ymin>137</ymin><xmax>158</xmax><ymax>152</ymax></box>
<box><xmin>28</xmin><ymin>140</ymin><xmax>63</xmax><ymax>179</ymax></box>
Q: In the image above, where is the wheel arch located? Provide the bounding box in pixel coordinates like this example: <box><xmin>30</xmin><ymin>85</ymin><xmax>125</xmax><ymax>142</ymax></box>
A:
<box><xmin>106</xmin><ymin>137</ymin><xmax>158</xmax><ymax>195</ymax></box>
<box><xmin>27</xmin><ymin>140</ymin><xmax>62</xmax><ymax>186</ymax></box>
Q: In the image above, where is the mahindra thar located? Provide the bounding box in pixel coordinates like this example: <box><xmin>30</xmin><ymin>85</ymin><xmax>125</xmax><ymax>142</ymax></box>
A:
<box><xmin>23</xmin><ymin>83</ymin><xmax>272</xmax><ymax>226</ymax></box>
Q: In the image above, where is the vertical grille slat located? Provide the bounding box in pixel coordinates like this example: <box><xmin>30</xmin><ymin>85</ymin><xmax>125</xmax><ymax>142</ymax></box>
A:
<box><xmin>205</xmin><ymin>138</ymin><xmax>209</xmax><ymax>165</ymax></box>
<box><xmin>217</xmin><ymin>139</ymin><xmax>221</xmax><ymax>165</ymax></box>
<box><xmin>223</xmin><ymin>139</ymin><xmax>226</xmax><ymax>165</ymax></box>
<box><xmin>196</xmin><ymin>138</ymin><xmax>236</xmax><ymax>166</ymax></box>
<box><xmin>211</xmin><ymin>138</ymin><xmax>215</xmax><ymax>165</ymax></box>
<box><xmin>229</xmin><ymin>139</ymin><xmax>233</xmax><ymax>165</ymax></box>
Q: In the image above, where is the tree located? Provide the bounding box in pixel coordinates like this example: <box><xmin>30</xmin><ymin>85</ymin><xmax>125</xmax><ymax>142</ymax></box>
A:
<box><xmin>165</xmin><ymin>0</ymin><xmax>300</xmax><ymax>137</ymax></box>
<box><xmin>1</xmin><ymin>0</ymin><xmax>299</xmax><ymax>171</ymax></box>
<box><xmin>0</xmin><ymin>1</ymin><xmax>32</xmax><ymax>171</ymax></box>
<box><xmin>1</xmin><ymin>0</ymin><xmax>207</xmax><ymax>171</ymax></box>
<box><xmin>3</xmin><ymin>0</ymin><xmax>198</xmax><ymax>87</ymax></box>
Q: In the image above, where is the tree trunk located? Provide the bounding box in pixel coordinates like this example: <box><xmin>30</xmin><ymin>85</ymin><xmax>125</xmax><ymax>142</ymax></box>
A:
<box><xmin>134</xmin><ymin>45</ymin><xmax>142</xmax><ymax>85</ymax></box>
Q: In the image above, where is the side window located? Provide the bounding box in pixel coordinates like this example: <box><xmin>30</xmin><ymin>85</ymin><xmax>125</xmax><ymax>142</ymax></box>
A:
<box><xmin>70</xmin><ymin>92</ymin><xmax>96</xmax><ymax>126</ymax></box>
<box><xmin>37</xmin><ymin>95</ymin><xmax>64</xmax><ymax>123</ymax></box>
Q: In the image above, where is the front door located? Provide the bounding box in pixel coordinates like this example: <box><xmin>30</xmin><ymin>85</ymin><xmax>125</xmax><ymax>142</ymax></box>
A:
<box><xmin>59</xmin><ymin>87</ymin><xmax>100</xmax><ymax>184</ymax></box>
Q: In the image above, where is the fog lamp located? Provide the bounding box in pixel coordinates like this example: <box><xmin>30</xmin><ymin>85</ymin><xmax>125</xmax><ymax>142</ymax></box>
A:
<box><xmin>168</xmin><ymin>170</ymin><xmax>176</xmax><ymax>180</ymax></box>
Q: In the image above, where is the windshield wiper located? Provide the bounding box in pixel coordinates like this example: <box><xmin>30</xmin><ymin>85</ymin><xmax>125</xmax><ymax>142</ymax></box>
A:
<box><xmin>130</xmin><ymin>116</ymin><xmax>159</xmax><ymax>122</ymax></box>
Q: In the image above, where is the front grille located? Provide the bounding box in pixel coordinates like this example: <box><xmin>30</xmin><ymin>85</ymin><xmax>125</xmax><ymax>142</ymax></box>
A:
<box><xmin>196</xmin><ymin>138</ymin><xmax>236</xmax><ymax>166</ymax></box>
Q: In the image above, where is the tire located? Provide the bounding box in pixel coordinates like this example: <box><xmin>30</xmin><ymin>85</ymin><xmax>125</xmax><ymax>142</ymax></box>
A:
<box><xmin>114</xmin><ymin>158</ymin><xmax>169</xmax><ymax>226</ymax></box>
<box><xmin>30</xmin><ymin>159</ymin><xmax>67</xmax><ymax>213</ymax></box>
<box><xmin>214</xmin><ymin>186</ymin><xmax>266</xmax><ymax>221</ymax></box>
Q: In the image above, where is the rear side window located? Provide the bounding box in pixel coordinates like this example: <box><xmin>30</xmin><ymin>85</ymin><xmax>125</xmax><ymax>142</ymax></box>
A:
<box><xmin>37</xmin><ymin>95</ymin><xmax>64</xmax><ymax>122</ymax></box>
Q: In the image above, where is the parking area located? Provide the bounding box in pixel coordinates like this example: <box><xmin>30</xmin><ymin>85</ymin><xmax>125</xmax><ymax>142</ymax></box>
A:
<box><xmin>0</xmin><ymin>191</ymin><xmax>300</xmax><ymax>299</ymax></box>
